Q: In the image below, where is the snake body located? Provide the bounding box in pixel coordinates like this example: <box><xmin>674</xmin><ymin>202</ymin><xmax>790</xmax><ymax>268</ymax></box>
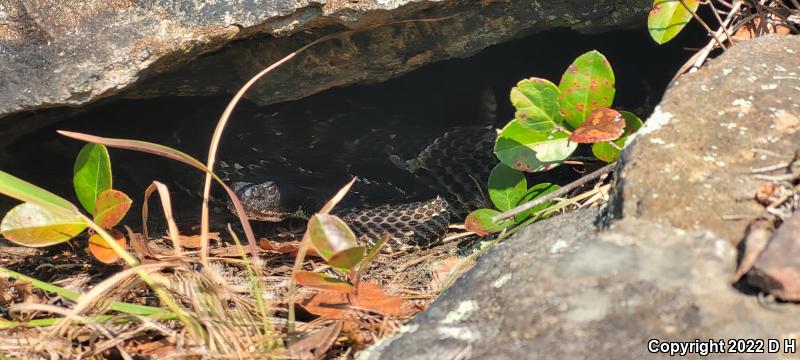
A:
<box><xmin>219</xmin><ymin>124</ymin><xmax>498</xmax><ymax>252</ymax></box>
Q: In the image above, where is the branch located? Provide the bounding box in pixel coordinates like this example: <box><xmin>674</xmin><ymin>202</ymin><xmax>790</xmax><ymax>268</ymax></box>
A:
<box><xmin>491</xmin><ymin>163</ymin><xmax>616</xmax><ymax>222</ymax></box>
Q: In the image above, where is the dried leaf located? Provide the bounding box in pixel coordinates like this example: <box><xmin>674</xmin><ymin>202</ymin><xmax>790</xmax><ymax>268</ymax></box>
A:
<box><xmin>288</xmin><ymin>321</ymin><xmax>343</xmax><ymax>359</ymax></box>
<box><xmin>176</xmin><ymin>232</ymin><xmax>220</xmax><ymax>249</ymax></box>
<box><xmin>129</xmin><ymin>231</ymin><xmax>158</xmax><ymax>261</ymax></box>
<box><xmin>733</xmin><ymin>218</ymin><xmax>774</xmax><ymax>282</ymax></box>
<box><xmin>568</xmin><ymin>108</ymin><xmax>625</xmax><ymax>143</ymax></box>
<box><xmin>755</xmin><ymin>182</ymin><xmax>781</xmax><ymax>206</ymax></box>
<box><xmin>88</xmin><ymin>229</ymin><xmax>127</xmax><ymax>264</ymax></box>
<box><xmin>259</xmin><ymin>238</ymin><xmax>320</xmax><ymax>257</ymax></box>
<box><xmin>300</xmin><ymin>281</ymin><xmax>414</xmax><ymax>318</ymax></box>
<box><xmin>428</xmin><ymin>256</ymin><xmax>476</xmax><ymax>293</ymax></box>
<box><xmin>747</xmin><ymin>211</ymin><xmax>800</xmax><ymax>300</ymax></box>
<box><xmin>124</xmin><ymin>337</ymin><xmax>176</xmax><ymax>358</ymax></box>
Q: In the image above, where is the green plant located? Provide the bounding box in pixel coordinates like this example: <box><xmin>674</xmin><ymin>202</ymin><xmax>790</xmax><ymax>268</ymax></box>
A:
<box><xmin>466</xmin><ymin>50</ymin><xmax>643</xmax><ymax>235</ymax></box>
<box><xmin>289</xmin><ymin>179</ymin><xmax>389</xmax><ymax>293</ymax></box>
<box><xmin>648</xmin><ymin>0</ymin><xmax>702</xmax><ymax>44</ymax></box>
<box><xmin>647</xmin><ymin>1</ymin><xmax>798</xmax><ymax>78</ymax></box>
<box><xmin>0</xmin><ymin>143</ymin><xmax>133</xmax><ymax>263</ymax></box>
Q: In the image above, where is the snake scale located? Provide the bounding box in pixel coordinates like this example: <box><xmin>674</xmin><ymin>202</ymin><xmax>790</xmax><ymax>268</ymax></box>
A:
<box><xmin>220</xmin><ymin>124</ymin><xmax>498</xmax><ymax>253</ymax></box>
<box><xmin>188</xmin><ymin>87</ymin><xmax>501</xmax><ymax>253</ymax></box>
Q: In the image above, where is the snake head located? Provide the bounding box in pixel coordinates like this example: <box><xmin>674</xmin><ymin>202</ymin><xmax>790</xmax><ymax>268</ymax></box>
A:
<box><xmin>229</xmin><ymin>180</ymin><xmax>309</xmax><ymax>221</ymax></box>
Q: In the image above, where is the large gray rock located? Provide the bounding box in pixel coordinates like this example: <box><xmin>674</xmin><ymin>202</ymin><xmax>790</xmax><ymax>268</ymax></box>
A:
<box><xmin>361</xmin><ymin>210</ymin><xmax>800</xmax><ymax>359</ymax></box>
<box><xmin>361</xmin><ymin>35</ymin><xmax>800</xmax><ymax>359</ymax></box>
<box><xmin>0</xmin><ymin>0</ymin><xmax>650</xmax><ymax>142</ymax></box>
<box><xmin>609</xmin><ymin>34</ymin><xmax>800</xmax><ymax>243</ymax></box>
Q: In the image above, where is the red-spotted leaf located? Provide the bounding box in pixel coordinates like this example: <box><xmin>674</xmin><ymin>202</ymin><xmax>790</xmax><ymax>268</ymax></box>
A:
<box><xmin>494</xmin><ymin>120</ymin><xmax>577</xmax><ymax>173</ymax></box>
<box><xmin>465</xmin><ymin>209</ymin><xmax>515</xmax><ymax>236</ymax></box>
<box><xmin>88</xmin><ymin>230</ymin><xmax>127</xmax><ymax>264</ymax></box>
<box><xmin>568</xmin><ymin>108</ymin><xmax>625</xmax><ymax>144</ymax></box>
<box><xmin>0</xmin><ymin>202</ymin><xmax>87</xmax><ymax>247</ymax></box>
<box><xmin>293</xmin><ymin>271</ymin><xmax>354</xmax><ymax>293</ymax></box>
<box><xmin>558</xmin><ymin>50</ymin><xmax>615</xmax><ymax>129</ymax></box>
<box><xmin>648</xmin><ymin>0</ymin><xmax>701</xmax><ymax>44</ymax></box>
<box><xmin>511</xmin><ymin>78</ymin><xmax>564</xmax><ymax>132</ymax></box>
<box><xmin>93</xmin><ymin>189</ymin><xmax>132</xmax><ymax>228</ymax></box>
<box><xmin>307</xmin><ymin>214</ymin><xmax>357</xmax><ymax>263</ymax></box>
<box><xmin>592</xmin><ymin>111</ymin><xmax>644</xmax><ymax>162</ymax></box>
<box><xmin>328</xmin><ymin>246</ymin><xmax>366</xmax><ymax>272</ymax></box>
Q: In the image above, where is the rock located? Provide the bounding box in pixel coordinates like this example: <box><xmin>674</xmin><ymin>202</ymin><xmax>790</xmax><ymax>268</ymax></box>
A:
<box><xmin>361</xmin><ymin>209</ymin><xmax>800</xmax><ymax>359</ymax></box>
<box><xmin>608</xmin><ymin>34</ymin><xmax>800</xmax><ymax>244</ymax></box>
<box><xmin>0</xmin><ymin>0</ymin><xmax>651</xmax><ymax>141</ymax></box>
<box><xmin>748</xmin><ymin>210</ymin><xmax>800</xmax><ymax>301</ymax></box>
<box><xmin>361</xmin><ymin>35</ymin><xmax>800</xmax><ymax>359</ymax></box>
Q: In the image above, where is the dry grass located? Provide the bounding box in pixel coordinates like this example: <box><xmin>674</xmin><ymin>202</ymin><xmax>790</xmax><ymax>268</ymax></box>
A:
<box><xmin>0</xmin><ymin>229</ymin><xmax>480</xmax><ymax>358</ymax></box>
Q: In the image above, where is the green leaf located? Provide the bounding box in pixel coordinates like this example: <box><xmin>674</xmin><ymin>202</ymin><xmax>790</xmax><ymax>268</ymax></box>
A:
<box><xmin>514</xmin><ymin>183</ymin><xmax>561</xmax><ymax>223</ymax></box>
<box><xmin>488</xmin><ymin>164</ymin><xmax>527</xmax><ymax>211</ymax></box>
<box><xmin>358</xmin><ymin>234</ymin><xmax>390</xmax><ymax>276</ymax></box>
<box><xmin>0</xmin><ymin>171</ymin><xmax>78</xmax><ymax>215</ymax></box>
<box><xmin>73</xmin><ymin>143</ymin><xmax>112</xmax><ymax>215</ymax></box>
<box><xmin>648</xmin><ymin>0</ymin><xmax>700</xmax><ymax>44</ymax></box>
<box><xmin>0</xmin><ymin>202</ymin><xmax>87</xmax><ymax>247</ymax></box>
<box><xmin>93</xmin><ymin>189</ymin><xmax>132</xmax><ymax>228</ymax></box>
<box><xmin>320</xmin><ymin>178</ymin><xmax>357</xmax><ymax>215</ymax></box>
<box><xmin>511</xmin><ymin>78</ymin><xmax>564</xmax><ymax>132</ymax></box>
<box><xmin>591</xmin><ymin>111</ymin><xmax>644</xmax><ymax>163</ymax></box>
<box><xmin>558</xmin><ymin>50</ymin><xmax>616</xmax><ymax>129</ymax></box>
<box><xmin>494</xmin><ymin>120</ymin><xmax>577</xmax><ymax>173</ymax></box>
<box><xmin>293</xmin><ymin>271</ymin><xmax>354</xmax><ymax>293</ymax></box>
<box><xmin>465</xmin><ymin>209</ymin><xmax>515</xmax><ymax>236</ymax></box>
<box><xmin>307</xmin><ymin>214</ymin><xmax>358</xmax><ymax>263</ymax></box>
<box><xmin>328</xmin><ymin>246</ymin><xmax>366</xmax><ymax>273</ymax></box>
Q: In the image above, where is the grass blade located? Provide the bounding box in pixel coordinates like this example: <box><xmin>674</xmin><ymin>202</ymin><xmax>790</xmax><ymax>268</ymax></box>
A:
<box><xmin>0</xmin><ymin>267</ymin><xmax>173</xmax><ymax>318</ymax></box>
<box><xmin>0</xmin><ymin>171</ymin><xmax>78</xmax><ymax>215</ymax></box>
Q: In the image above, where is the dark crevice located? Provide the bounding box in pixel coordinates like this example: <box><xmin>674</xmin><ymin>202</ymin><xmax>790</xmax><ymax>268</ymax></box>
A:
<box><xmin>0</xmin><ymin>26</ymin><xmax>706</xmax><ymax>222</ymax></box>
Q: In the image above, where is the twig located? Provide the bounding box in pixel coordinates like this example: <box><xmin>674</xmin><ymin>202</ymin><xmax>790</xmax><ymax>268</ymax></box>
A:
<box><xmin>680</xmin><ymin>0</ymin><xmax>729</xmax><ymax>50</ymax></box>
<box><xmin>722</xmin><ymin>214</ymin><xmax>752</xmax><ymax>220</ymax></box>
<box><xmin>671</xmin><ymin>0</ymin><xmax>744</xmax><ymax>84</ymax></box>
<box><xmin>755</xmin><ymin>173</ymin><xmax>799</xmax><ymax>181</ymax></box>
<box><xmin>749</xmin><ymin>162</ymin><xmax>791</xmax><ymax>173</ymax></box>
<box><xmin>491</xmin><ymin>163</ymin><xmax>616</xmax><ymax>222</ymax></box>
<box><xmin>441</xmin><ymin>231</ymin><xmax>476</xmax><ymax>243</ymax></box>
<box><xmin>707</xmin><ymin>0</ymin><xmax>734</xmax><ymax>41</ymax></box>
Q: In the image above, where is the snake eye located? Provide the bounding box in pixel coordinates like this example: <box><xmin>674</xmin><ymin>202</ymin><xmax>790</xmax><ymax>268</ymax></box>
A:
<box><xmin>234</xmin><ymin>181</ymin><xmax>279</xmax><ymax>200</ymax></box>
<box><xmin>260</xmin><ymin>181</ymin><xmax>278</xmax><ymax>195</ymax></box>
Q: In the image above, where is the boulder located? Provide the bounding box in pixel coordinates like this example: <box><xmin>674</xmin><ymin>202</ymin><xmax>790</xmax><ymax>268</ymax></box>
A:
<box><xmin>361</xmin><ymin>35</ymin><xmax>800</xmax><ymax>359</ymax></box>
<box><xmin>609</xmin><ymin>34</ymin><xmax>800</xmax><ymax>243</ymax></box>
<box><xmin>362</xmin><ymin>210</ymin><xmax>800</xmax><ymax>359</ymax></box>
<box><xmin>0</xmin><ymin>0</ymin><xmax>650</xmax><ymax>141</ymax></box>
